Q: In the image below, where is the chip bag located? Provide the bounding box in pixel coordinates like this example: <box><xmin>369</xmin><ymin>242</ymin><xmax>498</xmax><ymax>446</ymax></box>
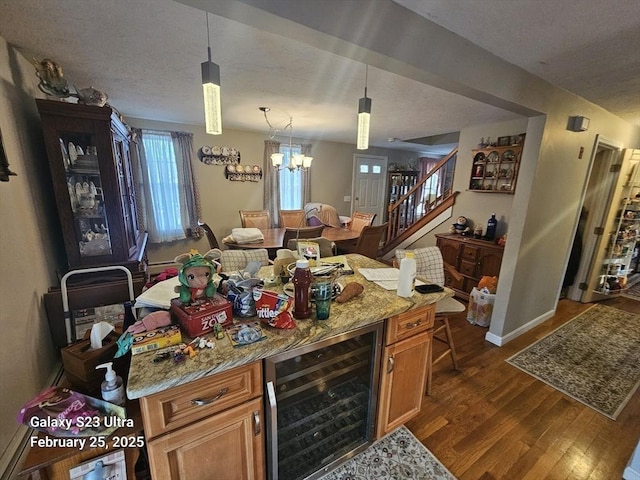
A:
<box><xmin>253</xmin><ymin>289</ymin><xmax>296</xmax><ymax>329</ymax></box>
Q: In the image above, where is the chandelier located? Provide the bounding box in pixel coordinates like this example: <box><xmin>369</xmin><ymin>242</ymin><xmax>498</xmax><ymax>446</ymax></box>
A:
<box><xmin>260</xmin><ymin>107</ymin><xmax>312</xmax><ymax>172</ymax></box>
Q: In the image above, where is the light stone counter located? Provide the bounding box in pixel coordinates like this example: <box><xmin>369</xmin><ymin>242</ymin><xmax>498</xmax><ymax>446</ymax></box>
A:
<box><xmin>126</xmin><ymin>254</ymin><xmax>452</xmax><ymax>399</ymax></box>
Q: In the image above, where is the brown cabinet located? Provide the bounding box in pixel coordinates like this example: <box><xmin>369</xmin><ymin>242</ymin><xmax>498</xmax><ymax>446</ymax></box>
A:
<box><xmin>468</xmin><ymin>142</ymin><xmax>523</xmax><ymax>194</ymax></box>
<box><xmin>141</xmin><ymin>362</ymin><xmax>265</xmax><ymax>480</ymax></box>
<box><xmin>376</xmin><ymin>304</ymin><xmax>434</xmax><ymax>438</ymax></box>
<box><xmin>436</xmin><ymin>233</ymin><xmax>504</xmax><ymax>300</ymax></box>
<box><xmin>36</xmin><ymin>99</ymin><xmax>147</xmax><ymax>274</ymax></box>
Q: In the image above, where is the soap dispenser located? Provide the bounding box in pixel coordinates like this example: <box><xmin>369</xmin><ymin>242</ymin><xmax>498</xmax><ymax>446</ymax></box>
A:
<box><xmin>96</xmin><ymin>362</ymin><xmax>126</xmax><ymax>406</ymax></box>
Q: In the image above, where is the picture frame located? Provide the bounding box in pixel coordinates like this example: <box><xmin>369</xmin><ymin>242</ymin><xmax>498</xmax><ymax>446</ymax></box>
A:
<box><xmin>497</xmin><ymin>136</ymin><xmax>510</xmax><ymax>147</ymax></box>
<box><xmin>510</xmin><ymin>134</ymin><xmax>524</xmax><ymax>145</ymax></box>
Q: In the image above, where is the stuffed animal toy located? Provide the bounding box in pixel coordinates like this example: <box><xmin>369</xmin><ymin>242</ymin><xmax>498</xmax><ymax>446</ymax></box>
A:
<box><xmin>174</xmin><ymin>249</ymin><xmax>222</xmax><ymax>305</ymax></box>
<box><xmin>478</xmin><ymin>275</ymin><xmax>498</xmax><ymax>294</ymax></box>
<box><xmin>449</xmin><ymin>216</ymin><xmax>471</xmax><ymax>235</ymax></box>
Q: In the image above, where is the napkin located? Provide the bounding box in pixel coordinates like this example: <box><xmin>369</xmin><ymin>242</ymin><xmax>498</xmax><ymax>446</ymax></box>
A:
<box><xmin>89</xmin><ymin>321</ymin><xmax>115</xmax><ymax>350</ymax></box>
<box><xmin>231</xmin><ymin>228</ymin><xmax>264</xmax><ymax>244</ymax></box>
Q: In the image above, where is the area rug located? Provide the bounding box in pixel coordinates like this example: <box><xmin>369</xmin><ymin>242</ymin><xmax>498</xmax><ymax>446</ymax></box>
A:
<box><xmin>622</xmin><ymin>281</ymin><xmax>640</xmax><ymax>300</ymax></box>
<box><xmin>317</xmin><ymin>425</ymin><xmax>456</xmax><ymax>480</ymax></box>
<box><xmin>506</xmin><ymin>304</ymin><xmax>640</xmax><ymax>419</ymax></box>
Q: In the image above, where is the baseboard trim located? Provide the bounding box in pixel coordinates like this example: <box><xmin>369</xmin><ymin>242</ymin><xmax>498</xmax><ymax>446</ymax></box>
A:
<box><xmin>485</xmin><ymin>308</ymin><xmax>556</xmax><ymax>346</ymax></box>
<box><xmin>1</xmin><ymin>363</ymin><xmax>63</xmax><ymax>480</ymax></box>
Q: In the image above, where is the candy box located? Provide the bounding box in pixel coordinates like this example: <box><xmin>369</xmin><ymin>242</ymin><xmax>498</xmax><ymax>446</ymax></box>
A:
<box><xmin>170</xmin><ymin>294</ymin><xmax>233</xmax><ymax>338</ymax></box>
<box><xmin>131</xmin><ymin>324</ymin><xmax>182</xmax><ymax>355</ymax></box>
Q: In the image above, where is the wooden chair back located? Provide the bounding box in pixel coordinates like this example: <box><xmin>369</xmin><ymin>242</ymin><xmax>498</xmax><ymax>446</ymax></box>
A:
<box><xmin>282</xmin><ymin>225</ymin><xmax>325</xmax><ymax>250</ymax></box>
<box><xmin>353</xmin><ymin>222</ymin><xmax>387</xmax><ymax>258</ymax></box>
<box><xmin>278</xmin><ymin>209</ymin><xmax>306</xmax><ymax>228</ymax></box>
<box><xmin>239</xmin><ymin>210</ymin><xmax>271</xmax><ymax>229</ymax></box>
<box><xmin>198</xmin><ymin>221</ymin><xmax>220</xmax><ymax>249</ymax></box>
<box><xmin>350</xmin><ymin>211</ymin><xmax>376</xmax><ymax>234</ymax></box>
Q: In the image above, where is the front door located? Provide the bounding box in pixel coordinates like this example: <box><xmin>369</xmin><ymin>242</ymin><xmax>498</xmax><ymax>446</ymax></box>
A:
<box><xmin>352</xmin><ymin>154</ymin><xmax>387</xmax><ymax>224</ymax></box>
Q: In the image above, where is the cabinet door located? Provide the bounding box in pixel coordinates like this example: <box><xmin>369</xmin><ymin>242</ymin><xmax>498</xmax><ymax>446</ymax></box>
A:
<box><xmin>147</xmin><ymin>397</ymin><xmax>265</xmax><ymax>480</ymax></box>
<box><xmin>437</xmin><ymin>238</ymin><xmax>460</xmax><ymax>268</ymax></box>
<box><xmin>376</xmin><ymin>331</ymin><xmax>430</xmax><ymax>438</ymax></box>
<box><xmin>478</xmin><ymin>248</ymin><xmax>503</xmax><ymax>277</ymax></box>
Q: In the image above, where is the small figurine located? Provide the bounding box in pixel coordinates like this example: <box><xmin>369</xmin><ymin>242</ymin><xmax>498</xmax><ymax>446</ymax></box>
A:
<box><xmin>450</xmin><ymin>216</ymin><xmax>471</xmax><ymax>236</ymax></box>
<box><xmin>174</xmin><ymin>249</ymin><xmax>222</xmax><ymax>305</ymax></box>
<box><xmin>31</xmin><ymin>58</ymin><xmax>70</xmax><ymax>98</ymax></box>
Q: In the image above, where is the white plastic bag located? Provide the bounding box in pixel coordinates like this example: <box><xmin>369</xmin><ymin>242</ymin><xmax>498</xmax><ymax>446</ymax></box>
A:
<box><xmin>467</xmin><ymin>287</ymin><xmax>495</xmax><ymax>327</ymax></box>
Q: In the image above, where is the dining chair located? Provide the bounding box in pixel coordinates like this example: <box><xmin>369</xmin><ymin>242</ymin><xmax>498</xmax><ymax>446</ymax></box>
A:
<box><xmin>281</xmin><ymin>225</ymin><xmax>325</xmax><ymax>251</ymax></box>
<box><xmin>278</xmin><ymin>209</ymin><xmax>306</xmax><ymax>228</ymax></box>
<box><xmin>394</xmin><ymin>246</ymin><xmax>466</xmax><ymax>396</ymax></box>
<box><xmin>349</xmin><ymin>211</ymin><xmax>376</xmax><ymax>234</ymax></box>
<box><xmin>339</xmin><ymin>223</ymin><xmax>387</xmax><ymax>259</ymax></box>
<box><xmin>197</xmin><ymin>220</ymin><xmax>220</xmax><ymax>250</ymax></box>
<box><xmin>219</xmin><ymin>248</ymin><xmax>270</xmax><ymax>272</ymax></box>
<box><xmin>239</xmin><ymin>210</ymin><xmax>271</xmax><ymax>229</ymax></box>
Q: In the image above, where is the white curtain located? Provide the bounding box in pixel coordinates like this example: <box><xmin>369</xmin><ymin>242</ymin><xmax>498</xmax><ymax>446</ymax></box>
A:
<box><xmin>133</xmin><ymin>129</ymin><xmax>200</xmax><ymax>243</ymax></box>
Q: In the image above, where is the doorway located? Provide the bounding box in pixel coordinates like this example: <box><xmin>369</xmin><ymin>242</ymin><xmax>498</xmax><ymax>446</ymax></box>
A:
<box><xmin>351</xmin><ymin>154</ymin><xmax>387</xmax><ymax>224</ymax></box>
<box><xmin>566</xmin><ymin>136</ymin><xmax>624</xmax><ymax>303</ymax></box>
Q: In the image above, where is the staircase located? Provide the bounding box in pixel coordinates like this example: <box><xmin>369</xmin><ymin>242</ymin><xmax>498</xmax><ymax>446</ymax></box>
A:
<box><xmin>380</xmin><ymin>148</ymin><xmax>459</xmax><ymax>256</ymax></box>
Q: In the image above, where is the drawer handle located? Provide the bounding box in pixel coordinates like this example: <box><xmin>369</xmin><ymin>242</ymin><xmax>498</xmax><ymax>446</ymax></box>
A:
<box><xmin>405</xmin><ymin>320</ymin><xmax>421</xmax><ymax>329</ymax></box>
<box><xmin>191</xmin><ymin>387</ymin><xmax>229</xmax><ymax>406</ymax></box>
<box><xmin>253</xmin><ymin>410</ymin><xmax>261</xmax><ymax>435</ymax></box>
<box><xmin>387</xmin><ymin>355</ymin><xmax>395</xmax><ymax>374</ymax></box>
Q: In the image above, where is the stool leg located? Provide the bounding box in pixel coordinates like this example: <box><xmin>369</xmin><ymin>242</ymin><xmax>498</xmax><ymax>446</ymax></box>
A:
<box><xmin>442</xmin><ymin>316</ymin><xmax>459</xmax><ymax>370</ymax></box>
<box><xmin>426</xmin><ymin>333</ymin><xmax>434</xmax><ymax>396</ymax></box>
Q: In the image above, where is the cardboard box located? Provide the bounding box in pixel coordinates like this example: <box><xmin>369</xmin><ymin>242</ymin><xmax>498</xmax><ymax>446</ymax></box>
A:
<box><xmin>131</xmin><ymin>324</ymin><xmax>182</xmax><ymax>355</ymax></box>
<box><xmin>170</xmin><ymin>294</ymin><xmax>233</xmax><ymax>337</ymax></box>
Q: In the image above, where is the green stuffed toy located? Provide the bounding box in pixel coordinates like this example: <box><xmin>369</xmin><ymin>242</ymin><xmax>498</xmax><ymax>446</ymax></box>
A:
<box><xmin>174</xmin><ymin>249</ymin><xmax>222</xmax><ymax>305</ymax></box>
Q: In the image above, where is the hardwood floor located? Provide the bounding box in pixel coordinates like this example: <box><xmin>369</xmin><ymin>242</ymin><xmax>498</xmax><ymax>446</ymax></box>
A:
<box><xmin>407</xmin><ymin>297</ymin><xmax>640</xmax><ymax>480</ymax></box>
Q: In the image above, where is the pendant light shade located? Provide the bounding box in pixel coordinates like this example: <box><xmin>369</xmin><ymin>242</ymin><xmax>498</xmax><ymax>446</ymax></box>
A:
<box><xmin>202</xmin><ymin>12</ymin><xmax>222</xmax><ymax>135</ymax></box>
<box><xmin>356</xmin><ymin>65</ymin><xmax>371</xmax><ymax>150</ymax></box>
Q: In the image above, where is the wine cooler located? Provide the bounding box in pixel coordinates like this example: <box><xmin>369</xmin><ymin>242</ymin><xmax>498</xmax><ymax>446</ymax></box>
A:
<box><xmin>264</xmin><ymin>323</ymin><xmax>383</xmax><ymax>480</ymax></box>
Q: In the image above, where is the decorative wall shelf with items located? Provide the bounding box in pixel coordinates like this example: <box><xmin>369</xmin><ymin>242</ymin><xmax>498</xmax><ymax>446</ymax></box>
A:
<box><xmin>468</xmin><ymin>136</ymin><xmax>524</xmax><ymax>194</ymax></box>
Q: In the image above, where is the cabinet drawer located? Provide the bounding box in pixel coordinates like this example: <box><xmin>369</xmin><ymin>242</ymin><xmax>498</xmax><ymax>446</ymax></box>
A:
<box><xmin>385</xmin><ymin>304</ymin><xmax>435</xmax><ymax>345</ymax></box>
<box><xmin>459</xmin><ymin>260</ymin><xmax>477</xmax><ymax>277</ymax></box>
<box><xmin>461</xmin><ymin>245</ymin><xmax>480</xmax><ymax>262</ymax></box>
<box><xmin>140</xmin><ymin>361</ymin><xmax>262</xmax><ymax>439</ymax></box>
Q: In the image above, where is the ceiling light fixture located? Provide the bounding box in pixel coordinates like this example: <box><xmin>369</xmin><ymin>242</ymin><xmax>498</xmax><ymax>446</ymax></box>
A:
<box><xmin>261</xmin><ymin>107</ymin><xmax>312</xmax><ymax>172</ymax></box>
<box><xmin>357</xmin><ymin>64</ymin><xmax>371</xmax><ymax>150</ymax></box>
<box><xmin>202</xmin><ymin>11</ymin><xmax>222</xmax><ymax>135</ymax></box>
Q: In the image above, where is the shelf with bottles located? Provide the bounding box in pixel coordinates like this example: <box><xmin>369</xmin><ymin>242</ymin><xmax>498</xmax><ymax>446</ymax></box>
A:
<box><xmin>468</xmin><ymin>143</ymin><xmax>522</xmax><ymax>194</ymax></box>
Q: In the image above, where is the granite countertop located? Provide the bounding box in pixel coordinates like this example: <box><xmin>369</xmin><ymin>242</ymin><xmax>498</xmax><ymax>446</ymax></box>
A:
<box><xmin>126</xmin><ymin>254</ymin><xmax>452</xmax><ymax>399</ymax></box>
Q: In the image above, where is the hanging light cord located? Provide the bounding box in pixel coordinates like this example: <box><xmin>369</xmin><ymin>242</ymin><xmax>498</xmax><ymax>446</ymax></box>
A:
<box><xmin>206</xmin><ymin>12</ymin><xmax>212</xmax><ymax>62</ymax></box>
<box><xmin>364</xmin><ymin>64</ymin><xmax>368</xmax><ymax>97</ymax></box>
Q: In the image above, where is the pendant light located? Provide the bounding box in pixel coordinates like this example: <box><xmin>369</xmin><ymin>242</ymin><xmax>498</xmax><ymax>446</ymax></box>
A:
<box><xmin>202</xmin><ymin>12</ymin><xmax>222</xmax><ymax>135</ymax></box>
<box><xmin>357</xmin><ymin>65</ymin><xmax>371</xmax><ymax>150</ymax></box>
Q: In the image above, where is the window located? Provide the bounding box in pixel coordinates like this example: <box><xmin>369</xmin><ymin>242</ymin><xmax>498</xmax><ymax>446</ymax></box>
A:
<box><xmin>279</xmin><ymin>143</ymin><xmax>303</xmax><ymax>209</ymax></box>
<box><xmin>136</xmin><ymin>129</ymin><xmax>199</xmax><ymax>243</ymax></box>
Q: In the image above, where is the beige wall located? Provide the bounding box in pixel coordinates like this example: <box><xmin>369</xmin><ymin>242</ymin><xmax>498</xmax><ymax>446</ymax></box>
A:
<box><xmin>126</xmin><ymin>117</ymin><xmax>425</xmax><ymax>264</ymax></box>
<box><xmin>0</xmin><ymin>39</ymin><xmax>60</xmax><ymax>471</ymax></box>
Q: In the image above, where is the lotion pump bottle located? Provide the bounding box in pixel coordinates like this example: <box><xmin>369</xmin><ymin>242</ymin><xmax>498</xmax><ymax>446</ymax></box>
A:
<box><xmin>96</xmin><ymin>362</ymin><xmax>126</xmax><ymax>406</ymax></box>
<box><xmin>397</xmin><ymin>252</ymin><xmax>416</xmax><ymax>297</ymax></box>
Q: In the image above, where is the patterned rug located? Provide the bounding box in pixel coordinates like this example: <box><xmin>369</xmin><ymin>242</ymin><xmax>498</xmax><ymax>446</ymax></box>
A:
<box><xmin>317</xmin><ymin>425</ymin><xmax>456</xmax><ymax>480</ymax></box>
<box><xmin>506</xmin><ymin>304</ymin><xmax>640</xmax><ymax>419</ymax></box>
<box><xmin>622</xmin><ymin>281</ymin><xmax>640</xmax><ymax>300</ymax></box>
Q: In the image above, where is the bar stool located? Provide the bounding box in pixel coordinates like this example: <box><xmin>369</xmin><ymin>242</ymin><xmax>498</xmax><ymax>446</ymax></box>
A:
<box><xmin>427</xmin><ymin>297</ymin><xmax>465</xmax><ymax>395</ymax></box>
<box><xmin>394</xmin><ymin>246</ymin><xmax>465</xmax><ymax>395</ymax></box>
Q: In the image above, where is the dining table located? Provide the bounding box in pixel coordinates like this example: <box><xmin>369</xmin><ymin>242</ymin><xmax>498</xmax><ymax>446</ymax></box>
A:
<box><xmin>222</xmin><ymin>226</ymin><xmax>360</xmax><ymax>256</ymax></box>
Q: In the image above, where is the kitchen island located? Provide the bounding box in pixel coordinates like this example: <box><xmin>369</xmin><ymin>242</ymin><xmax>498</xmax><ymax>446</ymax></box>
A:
<box><xmin>126</xmin><ymin>254</ymin><xmax>450</xmax><ymax>399</ymax></box>
<box><xmin>128</xmin><ymin>254</ymin><xmax>451</xmax><ymax>480</ymax></box>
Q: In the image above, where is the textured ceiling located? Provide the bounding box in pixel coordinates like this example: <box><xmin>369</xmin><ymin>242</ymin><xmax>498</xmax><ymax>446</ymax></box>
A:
<box><xmin>0</xmin><ymin>0</ymin><xmax>638</xmax><ymax>155</ymax></box>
